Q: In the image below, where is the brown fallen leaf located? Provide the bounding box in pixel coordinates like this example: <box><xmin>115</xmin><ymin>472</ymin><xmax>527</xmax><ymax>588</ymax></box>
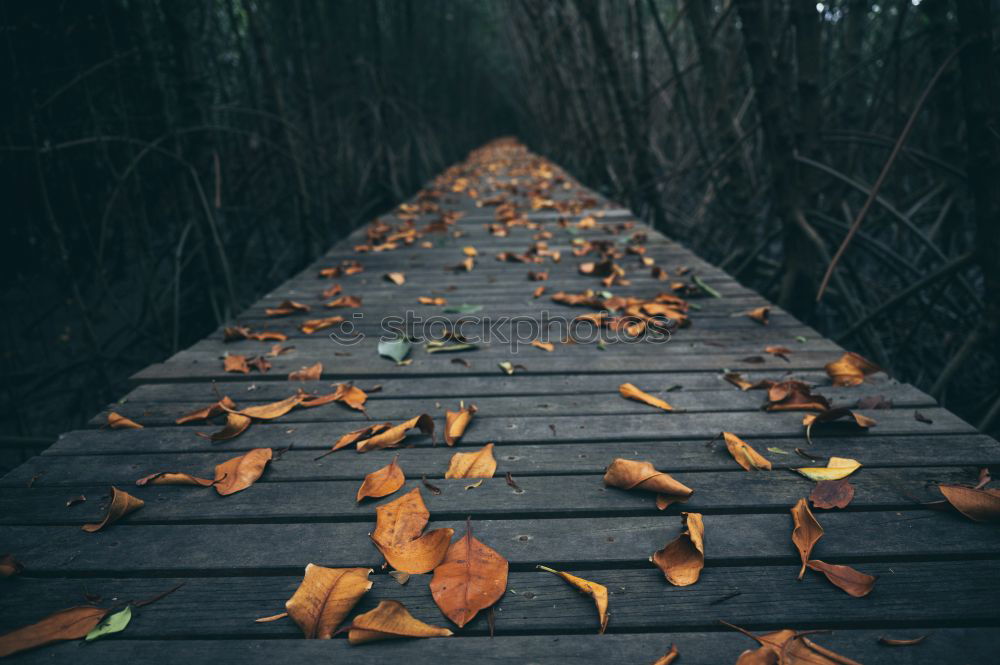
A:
<box><xmin>803</xmin><ymin>408</ymin><xmax>875</xmax><ymax>444</ymax></box>
<box><xmin>372</xmin><ymin>488</ymin><xmax>431</xmax><ymax>547</ymax></box>
<box><xmin>356</xmin><ymin>414</ymin><xmax>435</xmax><ymax>453</ymax></box>
<box><xmin>356</xmin><ymin>456</ymin><xmax>405</xmax><ymax>502</ymax></box>
<box><xmin>806</xmin><ymin>560</ymin><xmax>876</xmax><ymax>597</ymax></box>
<box><xmin>722</xmin><ymin>432</ymin><xmax>772</xmax><ymax>471</ymax></box>
<box><xmin>225</xmin><ymin>393</ymin><xmax>304</xmax><ymax>420</ymax></box>
<box><xmin>745</xmin><ymin>306</ymin><xmax>770</xmax><ymax>324</ymax></box>
<box><xmin>533</xmin><ymin>285</ymin><xmax>546</xmax><ymax>298</ymax></box>
<box><xmin>462</xmin><ymin>246</ymin><xmax>478</xmax><ymax>257</ymax></box>
<box><xmin>347</xmin><ymin>600</ymin><xmax>453</xmax><ymax>644</ymax></box>
<box><xmin>619</xmin><ymin>383</ymin><xmax>674</xmax><ymax>412</ymax></box>
<box><xmin>223</xmin><ymin>354</ymin><xmax>250</xmax><ymax>374</ymax></box>
<box><xmin>197</xmin><ymin>412</ymin><xmax>252</xmax><ymax>442</ymax></box>
<box><xmin>723</xmin><ymin>372</ymin><xmax>766</xmax><ymax>391</ymax></box>
<box><xmin>445</xmin><ymin>443</ymin><xmax>497</xmax><ymax>479</ymax></box>
<box><xmin>418</xmin><ymin>296</ymin><xmax>447</xmax><ymax>306</ymax></box>
<box><xmin>765</xmin><ymin>380</ymin><xmax>831</xmax><ymax>412</ymax></box>
<box><xmin>0</xmin><ymin>606</ymin><xmax>110</xmax><ymax>658</ymax></box>
<box><xmin>530</xmin><ymin>339</ymin><xmax>554</xmax><ymax>352</ymax></box>
<box><xmin>388</xmin><ymin>571</ymin><xmax>411</xmax><ymax>585</ymax></box>
<box><xmin>82</xmin><ymin>486</ymin><xmax>144</xmax><ymax>532</ymax></box>
<box><xmin>385</xmin><ymin>272</ymin><xmax>406</xmax><ymax>285</ymax></box>
<box><xmin>430</xmin><ymin>520</ymin><xmax>509</xmax><ymax>627</ymax></box>
<box><xmin>224</xmin><ymin>326</ymin><xmax>288</xmax><ymax>342</ymax></box>
<box><xmin>324</xmin><ymin>295</ymin><xmax>362</xmax><ymax>309</ymax></box>
<box><xmin>175</xmin><ymin>396</ymin><xmax>237</xmax><ymax>424</ymax></box>
<box><xmin>764</xmin><ymin>345</ymin><xmax>792</xmax><ymax>361</ymax></box>
<box><xmin>373</xmin><ymin>528</ymin><xmax>455</xmax><ymax>574</ymax></box>
<box><xmin>107</xmin><ymin>411</ymin><xmax>143</xmax><ymax>430</ymax></box>
<box><xmin>66</xmin><ymin>495</ymin><xmax>87</xmax><ymax>508</ymax></box>
<box><xmin>254</xmin><ymin>612</ymin><xmax>288</xmax><ymax>623</ymax></box>
<box><xmin>266</xmin><ymin>300</ymin><xmax>311</xmax><ymax>317</ymax></box>
<box><xmin>727</xmin><ymin>624</ymin><xmax>861</xmax><ymax>665</ymax></box>
<box><xmin>795</xmin><ymin>456</ymin><xmax>862</xmax><ymax>481</ymax></box>
<box><xmin>825</xmin><ymin>351</ymin><xmax>881</xmax><ymax>386</ymax></box>
<box><xmin>791</xmin><ymin>498</ymin><xmax>823</xmax><ymax>580</ymax></box>
<box><xmin>320</xmin><ymin>283</ymin><xmax>342</xmax><ymax>299</ymax></box>
<box><xmin>537</xmin><ymin>565</ymin><xmax>609</xmax><ymax>633</ymax></box>
<box><xmin>650</xmin><ymin>512</ymin><xmax>705</xmax><ymax>586</ymax></box>
<box><xmin>136</xmin><ymin>472</ymin><xmax>215</xmax><ymax>487</ymax></box>
<box><xmin>285</xmin><ymin>564</ymin><xmax>373</xmax><ymax>638</ymax></box>
<box><xmin>528</xmin><ymin>270</ymin><xmax>549</xmax><ymax>281</ymax></box>
<box><xmin>809</xmin><ymin>479</ymin><xmax>855</xmax><ymax>509</ymax></box>
<box><xmin>878</xmin><ymin>635</ymin><xmax>927</xmax><ymax>646</ymax></box>
<box><xmin>299</xmin><ymin>384</ymin><xmax>368</xmax><ymax>413</ymax></box>
<box><xmin>0</xmin><ymin>554</ymin><xmax>24</xmax><ymax>578</ymax></box>
<box><xmin>288</xmin><ymin>362</ymin><xmax>323</xmax><ymax>381</ymax></box>
<box><xmin>603</xmin><ymin>458</ymin><xmax>694</xmax><ymax>510</ymax></box>
<box><xmin>299</xmin><ymin>315</ymin><xmax>345</xmax><ymax>334</ymax></box>
<box><xmin>938</xmin><ymin>484</ymin><xmax>1000</xmax><ymax>522</ymax></box>
<box><xmin>650</xmin><ymin>644</ymin><xmax>680</xmax><ymax>664</ymax></box>
<box><xmin>247</xmin><ymin>355</ymin><xmax>272</xmax><ymax>373</ymax></box>
<box><xmin>214</xmin><ymin>448</ymin><xmax>272</xmax><ymax>496</ymax></box>
<box><xmin>914</xmin><ymin>410</ymin><xmax>934</xmax><ymax>424</ymax></box>
<box><xmin>444</xmin><ymin>403</ymin><xmax>477</xmax><ymax>446</ymax></box>
<box><xmin>320</xmin><ymin>423</ymin><xmax>393</xmax><ymax>457</ymax></box>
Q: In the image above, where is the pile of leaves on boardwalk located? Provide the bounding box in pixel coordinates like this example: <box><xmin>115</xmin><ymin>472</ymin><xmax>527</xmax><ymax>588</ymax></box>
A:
<box><xmin>3</xmin><ymin>141</ymin><xmax>997</xmax><ymax>663</ymax></box>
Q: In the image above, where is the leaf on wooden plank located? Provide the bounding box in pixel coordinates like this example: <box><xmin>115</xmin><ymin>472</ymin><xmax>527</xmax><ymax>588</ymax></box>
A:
<box><xmin>914</xmin><ymin>410</ymin><xmax>934</xmax><ymax>424</ymax></box>
<box><xmin>809</xmin><ymin>479</ymin><xmax>855</xmax><ymax>509</ymax></box>
<box><xmin>266</xmin><ymin>300</ymin><xmax>311</xmax><ymax>317</ymax></box>
<box><xmin>247</xmin><ymin>356</ymin><xmax>272</xmax><ymax>373</ymax></box>
<box><xmin>528</xmin><ymin>270</ymin><xmax>549</xmax><ymax>281</ymax></box>
<box><xmin>225</xmin><ymin>393</ymin><xmax>304</xmax><ymax>420</ymax></box>
<box><xmin>795</xmin><ymin>456</ymin><xmax>862</xmax><ymax>481</ymax></box>
<box><xmin>418</xmin><ymin>296</ymin><xmax>447</xmax><ymax>305</ymax></box>
<box><xmin>214</xmin><ymin>448</ymin><xmax>272</xmax><ymax>496</ymax></box>
<box><xmin>723</xmin><ymin>372</ymin><xmax>767</xmax><ymax>391</ymax></box>
<box><xmin>0</xmin><ymin>606</ymin><xmax>109</xmax><ymax>658</ymax></box>
<box><xmin>324</xmin><ymin>295</ymin><xmax>362</xmax><ymax>309</ymax></box>
<box><xmin>745</xmin><ymin>306</ymin><xmax>770</xmax><ymax>325</ymax></box>
<box><xmin>378</xmin><ymin>337</ymin><xmax>412</xmax><ymax>364</ymax></box>
<box><xmin>650</xmin><ymin>512</ymin><xmax>705</xmax><ymax>587</ymax></box>
<box><xmin>175</xmin><ymin>396</ymin><xmax>237</xmax><ymax>424</ymax></box>
<box><xmin>537</xmin><ymin>565</ymin><xmax>609</xmax><ymax>634</ymax></box>
<box><xmin>284</xmin><ymin>564</ymin><xmax>373</xmax><ymax>639</ymax></box>
<box><xmin>0</xmin><ymin>554</ymin><xmax>24</xmax><ymax>578</ymax></box>
<box><xmin>731</xmin><ymin>626</ymin><xmax>861</xmax><ymax>665</ymax></box>
<box><xmin>444</xmin><ymin>403</ymin><xmax>477</xmax><ymax>446</ymax></box>
<box><xmin>300</xmin><ymin>383</ymin><xmax>368</xmax><ymax>413</ymax></box>
<box><xmin>300</xmin><ymin>315</ymin><xmax>344</xmax><ymax>334</ymax></box>
<box><xmin>498</xmin><ymin>361</ymin><xmax>515</xmax><ymax>375</ymax></box>
<box><xmin>445</xmin><ymin>443</ymin><xmax>497</xmax><ymax>479</ymax></box>
<box><xmin>320</xmin><ymin>283</ymin><xmax>342</xmax><ymax>299</ymax></box>
<box><xmin>533</xmin><ymin>285</ymin><xmax>546</xmax><ymax>298</ymax></box>
<box><xmin>790</xmin><ymin>498</ymin><xmax>823</xmax><ymax>580</ymax></box>
<box><xmin>322</xmin><ymin>423</ymin><xmax>393</xmax><ymax>456</ymax></box>
<box><xmin>223</xmin><ymin>354</ymin><xmax>250</xmax><ymax>374</ymax></box>
<box><xmin>650</xmin><ymin>644</ymin><xmax>680</xmax><ymax>664</ymax></box>
<box><xmin>107</xmin><ymin>412</ymin><xmax>143</xmax><ymax>430</ymax></box>
<box><xmin>443</xmin><ymin>303</ymin><xmax>483</xmax><ymax>313</ymax></box>
<box><xmin>722</xmin><ymin>432</ymin><xmax>772</xmax><ymax>471</ymax></box>
<box><xmin>223</xmin><ymin>326</ymin><xmax>287</xmax><ymax>342</ymax></box>
<box><xmin>806</xmin><ymin>560</ymin><xmax>877</xmax><ymax>597</ymax></box>
<box><xmin>825</xmin><ymin>351</ymin><xmax>881</xmax><ymax>387</ymax></box>
<box><xmin>356</xmin><ymin>414</ymin><xmax>435</xmax><ymax>453</ymax></box>
<box><xmin>197</xmin><ymin>412</ymin><xmax>251</xmax><ymax>442</ymax></box>
<box><xmin>426</xmin><ymin>340</ymin><xmax>478</xmax><ymax>353</ymax></box>
<box><xmin>765</xmin><ymin>381</ymin><xmax>831</xmax><ymax>412</ymax></box>
<box><xmin>356</xmin><ymin>456</ymin><xmax>405</xmax><ymax>502</ymax></box>
<box><xmin>135</xmin><ymin>472</ymin><xmax>215</xmax><ymax>487</ymax></box>
<box><xmin>372</xmin><ymin>528</ymin><xmax>455</xmax><ymax>574</ymax></box>
<box><xmin>254</xmin><ymin>612</ymin><xmax>288</xmax><ymax>623</ymax></box>
<box><xmin>878</xmin><ymin>635</ymin><xmax>927</xmax><ymax>646</ymax></box>
<box><xmin>802</xmin><ymin>409</ymin><xmax>875</xmax><ymax>444</ymax></box>
<box><xmin>388</xmin><ymin>571</ymin><xmax>410</xmax><ymax>585</ymax></box>
<box><xmin>288</xmin><ymin>362</ymin><xmax>323</xmax><ymax>381</ymax></box>
<box><xmin>347</xmin><ymin>600</ymin><xmax>453</xmax><ymax>644</ymax></box>
<box><xmin>937</xmin><ymin>484</ymin><xmax>1000</xmax><ymax>522</ymax></box>
<box><xmin>764</xmin><ymin>345</ymin><xmax>792</xmax><ymax>361</ymax></box>
<box><xmin>84</xmin><ymin>605</ymin><xmax>131</xmax><ymax>642</ymax></box>
<box><xmin>603</xmin><ymin>458</ymin><xmax>694</xmax><ymax>509</ymax></box>
<box><xmin>619</xmin><ymin>383</ymin><xmax>674</xmax><ymax>412</ymax></box>
<box><xmin>372</xmin><ymin>488</ymin><xmax>430</xmax><ymax>548</ymax></box>
<box><xmin>430</xmin><ymin>520</ymin><xmax>509</xmax><ymax>628</ymax></box>
<box><xmin>530</xmin><ymin>339</ymin><xmax>554</xmax><ymax>352</ymax></box>
<box><xmin>462</xmin><ymin>246</ymin><xmax>478</xmax><ymax>257</ymax></box>
<box><xmin>82</xmin><ymin>487</ymin><xmax>144</xmax><ymax>532</ymax></box>
<box><xmin>385</xmin><ymin>272</ymin><xmax>406</xmax><ymax>285</ymax></box>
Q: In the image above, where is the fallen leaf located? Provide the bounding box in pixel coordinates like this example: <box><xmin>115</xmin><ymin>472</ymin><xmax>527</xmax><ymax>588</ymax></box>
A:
<box><xmin>385</xmin><ymin>272</ymin><xmax>406</xmax><ymax>285</ymax></box>
<box><xmin>764</xmin><ymin>345</ymin><xmax>792</xmax><ymax>361</ymax></box>
<box><xmin>418</xmin><ymin>296</ymin><xmax>447</xmax><ymax>305</ymax></box>
<box><xmin>765</xmin><ymin>381</ymin><xmax>831</xmax><ymax>412</ymax></box>
<box><xmin>247</xmin><ymin>355</ymin><xmax>272</xmax><ymax>373</ymax></box>
<box><xmin>0</xmin><ymin>606</ymin><xmax>109</xmax><ymax>657</ymax></box>
<box><xmin>347</xmin><ymin>600</ymin><xmax>453</xmax><ymax>644</ymax></box>
<box><xmin>445</xmin><ymin>443</ymin><xmax>497</xmax><ymax>478</ymax></box>
<box><xmin>533</xmin><ymin>285</ymin><xmax>546</xmax><ymax>298</ymax></box>
<box><xmin>320</xmin><ymin>423</ymin><xmax>392</xmax><ymax>456</ymax></box>
<box><xmin>530</xmin><ymin>339</ymin><xmax>554</xmax><ymax>352</ymax></box>
<box><xmin>603</xmin><ymin>458</ymin><xmax>694</xmax><ymax>509</ymax></box>
<box><xmin>223</xmin><ymin>326</ymin><xmax>288</xmax><ymax>342</ymax></box>
<box><xmin>938</xmin><ymin>484</ymin><xmax>1000</xmax><ymax>522</ymax></box>
<box><xmin>288</xmin><ymin>362</ymin><xmax>323</xmax><ymax>381</ymax></box>
<box><xmin>135</xmin><ymin>472</ymin><xmax>215</xmax><ymax>487</ymax></box>
<box><xmin>320</xmin><ymin>283</ymin><xmax>342</xmax><ymax>299</ymax></box>
<box><xmin>825</xmin><ymin>351</ymin><xmax>881</xmax><ymax>386</ymax></box>
<box><xmin>176</xmin><ymin>396</ymin><xmax>237</xmax><ymax>424</ymax></box>
<box><xmin>254</xmin><ymin>612</ymin><xmax>289</xmax><ymax>623</ymax></box>
<box><xmin>285</xmin><ymin>564</ymin><xmax>373</xmax><ymax>638</ymax></box>
<box><xmin>805</xmin><ymin>560</ymin><xmax>877</xmax><ymax>597</ymax></box>
<box><xmin>300</xmin><ymin>384</ymin><xmax>368</xmax><ymax>413</ymax></box>
<box><xmin>214</xmin><ymin>448</ymin><xmax>272</xmax><ymax>495</ymax></box>
<box><xmin>650</xmin><ymin>512</ymin><xmax>705</xmax><ymax>586</ymax></box>
<box><xmin>300</xmin><ymin>316</ymin><xmax>344</xmax><ymax>334</ymax></box>
<box><xmin>430</xmin><ymin>520</ymin><xmax>508</xmax><ymax>627</ymax></box>
<box><xmin>266</xmin><ymin>300</ymin><xmax>311</xmax><ymax>317</ymax></box>
<box><xmin>356</xmin><ymin>456</ymin><xmax>405</xmax><ymax>502</ymax></box>
<box><xmin>443</xmin><ymin>303</ymin><xmax>483</xmax><ymax>313</ymax></box>
<box><xmin>107</xmin><ymin>412</ymin><xmax>143</xmax><ymax>429</ymax></box>
<box><xmin>388</xmin><ymin>571</ymin><xmax>411</xmax><ymax>585</ymax></box>
<box><xmin>790</xmin><ymin>498</ymin><xmax>823</xmax><ymax>580</ymax></box>
<box><xmin>878</xmin><ymin>635</ymin><xmax>927</xmax><ymax>646</ymax></box>
<box><xmin>796</xmin><ymin>456</ymin><xmax>862</xmax><ymax>481</ymax></box>
<box><xmin>537</xmin><ymin>565</ymin><xmax>609</xmax><ymax>633</ymax></box>
<box><xmin>745</xmin><ymin>306</ymin><xmax>770</xmax><ymax>324</ymax></box>
<box><xmin>444</xmin><ymin>403</ymin><xmax>477</xmax><ymax>446</ymax></box>
<box><xmin>372</xmin><ymin>488</ymin><xmax>431</xmax><ymax>547</ymax></box>
<box><xmin>803</xmin><ymin>409</ymin><xmax>875</xmax><ymax>444</ymax></box>
<box><xmin>378</xmin><ymin>338</ymin><xmax>412</xmax><ymax>364</ymax></box>
<box><xmin>619</xmin><ymin>383</ymin><xmax>674</xmax><ymax>412</ymax></box>
<box><xmin>810</xmin><ymin>479</ymin><xmax>855</xmax><ymax>509</ymax></box>
<box><xmin>0</xmin><ymin>554</ymin><xmax>24</xmax><ymax>578</ymax></box>
<box><xmin>463</xmin><ymin>246</ymin><xmax>478</xmax><ymax>257</ymax></box>
<box><xmin>197</xmin><ymin>412</ymin><xmax>251</xmax><ymax>442</ymax></box>
<box><xmin>498</xmin><ymin>361</ymin><xmax>515</xmax><ymax>375</ymax></box>
<box><xmin>225</xmin><ymin>394</ymin><xmax>304</xmax><ymax>420</ymax></box>
<box><xmin>85</xmin><ymin>605</ymin><xmax>131</xmax><ymax>642</ymax></box>
<box><xmin>324</xmin><ymin>295</ymin><xmax>362</xmax><ymax>309</ymax></box>
<box><xmin>528</xmin><ymin>270</ymin><xmax>549</xmax><ymax>281</ymax></box>
<box><xmin>356</xmin><ymin>414</ymin><xmax>435</xmax><ymax>453</ymax></box>
<box><xmin>650</xmin><ymin>644</ymin><xmax>680</xmax><ymax>664</ymax></box>
<box><xmin>723</xmin><ymin>372</ymin><xmax>764</xmax><ymax>391</ymax></box>
<box><xmin>82</xmin><ymin>487</ymin><xmax>144</xmax><ymax>532</ymax></box>
<box><xmin>727</xmin><ymin>624</ymin><xmax>860</xmax><ymax>665</ymax></box>
<box><xmin>914</xmin><ymin>410</ymin><xmax>934</xmax><ymax>424</ymax></box>
<box><xmin>723</xmin><ymin>432</ymin><xmax>772</xmax><ymax>471</ymax></box>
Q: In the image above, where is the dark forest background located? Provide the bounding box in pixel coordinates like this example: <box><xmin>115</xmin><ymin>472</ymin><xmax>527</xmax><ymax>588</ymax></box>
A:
<box><xmin>1</xmin><ymin>0</ymin><xmax>998</xmax><ymax>466</ymax></box>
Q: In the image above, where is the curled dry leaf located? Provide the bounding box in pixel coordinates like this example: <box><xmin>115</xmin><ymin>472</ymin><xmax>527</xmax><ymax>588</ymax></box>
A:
<box><xmin>795</xmin><ymin>456</ymin><xmax>862</xmax><ymax>481</ymax></box>
<box><xmin>765</xmin><ymin>381</ymin><xmax>831</xmax><ymax>412</ymax></box>
<box><xmin>723</xmin><ymin>372</ymin><xmax>766</xmax><ymax>391</ymax></box>
<box><xmin>198</xmin><ymin>412</ymin><xmax>251</xmax><ymax>442</ymax></box>
<box><xmin>878</xmin><ymin>635</ymin><xmax>927</xmax><ymax>646</ymax></box>
<box><xmin>603</xmin><ymin>458</ymin><xmax>694</xmax><ymax>510</ymax></box>
<box><xmin>418</xmin><ymin>296</ymin><xmax>447</xmax><ymax>305</ymax></box>
<box><xmin>530</xmin><ymin>339</ymin><xmax>554</xmax><ymax>352</ymax></box>
<box><xmin>356</xmin><ymin>456</ymin><xmax>405</xmax><ymax>502</ymax></box>
<box><xmin>0</xmin><ymin>606</ymin><xmax>110</xmax><ymax>658</ymax></box>
<box><xmin>373</xmin><ymin>528</ymin><xmax>455</xmax><ymax>575</ymax></box>
<box><xmin>937</xmin><ymin>484</ymin><xmax>1000</xmax><ymax>522</ymax></box>
<box><xmin>254</xmin><ymin>612</ymin><xmax>288</xmax><ymax>623</ymax></box>
<box><xmin>533</xmin><ymin>285</ymin><xmax>546</xmax><ymax>298</ymax></box>
<box><xmin>224</xmin><ymin>354</ymin><xmax>250</xmax><ymax>374</ymax></box>
<box><xmin>537</xmin><ymin>565</ymin><xmax>609</xmax><ymax>634</ymax></box>
<box><xmin>730</xmin><ymin>625</ymin><xmax>861</xmax><ymax>665</ymax></box>
<box><xmin>445</xmin><ymin>443</ymin><xmax>497</xmax><ymax>479</ymax></box>
<box><xmin>790</xmin><ymin>498</ymin><xmax>823</xmax><ymax>580</ymax></box>
<box><xmin>299</xmin><ymin>315</ymin><xmax>344</xmax><ymax>334</ymax></box>
<box><xmin>806</xmin><ymin>560</ymin><xmax>877</xmax><ymax>597</ymax></box>
<box><xmin>803</xmin><ymin>409</ymin><xmax>875</xmax><ymax>444</ymax></box>
<box><xmin>288</xmin><ymin>362</ymin><xmax>323</xmax><ymax>381</ymax></box>
<box><xmin>225</xmin><ymin>393</ymin><xmax>304</xmax><ymax>420</ymax></box>
<box><xmin>370</xmin><ymin>488</ymin><xmax>453</xmax><ymax>574</ymax></box>
<box><xmin>214</xmin><ymin>448</ymin><xmax>272</xmax><ymax>496</ymax></box>
<box><xmin>82</xmin><ymin>486</ymin><xmax>144</xmax><ymax>532</ymax></box>
<box><xmin>650</xmin><ymin>512</ymin><xmax>705</xmax><ymax>586</ymax></box>
<box><xmin>136</xmin><ymin>472</ymin><xmax>214</xmax><ymax>487</ymax></box>
<box><xmin>356</xmin><ymin>414</ymin><xmax>435</xmax><ymax>453</ymax></box>
<box><xmin>175</xmin><ymin>396</ymin><xmax>237</xmax><ymax>424</ymax></box>
<box><xmin>0</xmin><ymin>554</ymin><xmax>24</xmax><ymax>578</ymax></box>
<box><xmin>463</xmin><ymin>246</ymin><xmax>478</xmax><ymax>257</ymax></box>
<box><xmin>444</xmin><ymin>403</ymin><xmax>477</xmax><ymax>446</ymax></box>
<box><xmin>107</xmin><ymin>412</ymin><xmax>143</xmax><ymax>430</ymax></box>
<box><xmin>430</xmin><ymin>520</ymin><xmax>509</xmax><ymax>628</ymax></box>
<box><xmin>619</xmin><ymin>383</ymin><xmax>674</xmax><ymax>412</ymax></box>
<box><xmin>265</xmin><ymin>300</ymin><xmax>310</xmax><ymax>317</ymax></box>
<box><xmin>347</xmin><ymin>600</ymin><xmax>453</xmax><ymax>644</ymax></box>
<box><xmin>223</xmin><ymin>326</ymin><xmax>288</xmax><ymax>342</ymax></box>
<box><xmin>809</xmin><ymin>479</ymin><xmax>855</xmax><ymax>509</ymax></box>
<box><xmin>385</xmin><ymin>272</ymin><xmax>406</xmax><ymax>285</ymax></box>
<box><xmin>300</xmin><ymin>383</ymin><xmax>368</xmax><ymax>413</ymax></box>
<box><xmin>723</xmin><ymin>432</ymin><xmax>772</xmax><ymax>471</ymax></box>
<box><xmin>764</xmin><ymin>345</ymin><xmax>792</xmax><ymax>360</ymax></box>
<box><xmin>914</xmin><ymin>410</ymin><xmax>933</xmax><ymax>424</ymax></box>
<box><xmin>323</xmin><ymin>423</ymin><xmax>393</xmax><ymax>456</ymax></box>
<box><xmin>324</xmin><ymin>295</ymin><xmax>362</xmax><ymax>309</ymax></box>
<box><xmin>284</xmin><ymin>564</ymin><xmax>373</xmax><ymax>639</ymax></box>
<box><xmin>650</xmin><ymin>644</ymin><xmax>680</xmax><ymax>665</ymax></box>
<box><xmin>745</xmin><ymin>306</ymin><xmax>770</xmax><ymax>324</ymax></box>
<box><xmin>320</xmin><ymin>283</ymin><xmax>342</xmax><ymax>299</ymax></box>
<box><xmin>825</xmin><ymin>351</ymin><xmax>881</xmax><ymax>386</ymax></box>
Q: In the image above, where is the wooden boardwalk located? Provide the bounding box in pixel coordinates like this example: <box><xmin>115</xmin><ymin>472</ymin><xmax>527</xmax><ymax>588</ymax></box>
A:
<box><xmin>2</xmin><ymin>140</ymin><xmax>999</xmax><ymax>663</ymax></box>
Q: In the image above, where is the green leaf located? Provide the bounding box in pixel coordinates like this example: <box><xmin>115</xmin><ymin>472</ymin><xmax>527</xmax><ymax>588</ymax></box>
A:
<box><xmin>85</xmin><ymin>606</ymin><xmax>132</xmax><ymax>642</ymax></box>
<box><xmin>498</xmin><ymin>361</ymin><xmax>514</xmax><ymax>375</ymax></box>
<box><xmin>795</xmin><ymin>336</ymin><xmax>808</xmax><ymax>343</ymax></box>
<box><xmin>692</xmin><ymin>275</ymin><xmax>722</xmax><ymax>298</ymax></box>
<box><xmin>443</xmin><ymin>304</ymin><xmax>483</xmax><ymax>314</ymax></box>
<box><xmin>598</xmin><ymin>290</ymin><xmax>613</xmax><ymax>300</ymax></box>
<box><xmin>378</xmin><ymin>338</ymin><xmax>412</xmax><ymax>364</ymax></box>
<box><xmin>596</xmin><ymin>341</ymin><xmax>606</xmax><ymax>351</ymax></box>
<box><xmin>766</xmin><ymin>447</ymin><xmax>790</xmax><ymax>455</ymax></box>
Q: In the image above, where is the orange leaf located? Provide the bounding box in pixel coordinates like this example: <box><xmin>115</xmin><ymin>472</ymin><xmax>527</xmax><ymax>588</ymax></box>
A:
<box><xmin>938</xmin><ymin>484</ymin><xmax>1000</xmax><ymax>522</ymax></box>
<box><xmin>356</xmin><ymin>456</ymin><xmax>405</xmax><ymax>502</ymax></box>
<box><xmin>791</xmin><ymin>498</ymin><xmax>823</xmax><ymax>580</ymax></box>
<box><xmin>372</xmin><ymin>528</ymin><xmax>454</xmax><ymax>574</ymax></box>
<box><xmin>809</xmin><ymin>479</ymin><xmax>855</xmax><ymax>509</ymax></box>
<box><xmin>765</xmin><ymin>380</ymin><xmax>831</xmax><ymax>412</ymax></box>
<box><xmin>430</xmin><ymin>520</ymin><xmax>508</xmax><ymax>627</ymax></box>
<box><xmin>650</xmin><ymin>512</ymin><xmax>705</xmax><ymax>586</ymax></box>
<box><xmin>136</xmin><ymin>472</ymin><xmax>215</xmax><ymax>487</ymax></box>
<box><xmin>533</xmin><ymin>285</ymin><xmax>546</xmax><ymax>298</ymax></box>
<box><xmin>372</xmin><ymin>488</ymin><xmax>430</xmax><ymax>548</ymax></box>
<box><xmin>444</xmin><ymin>404</ymin><xmax>477</xmax><ymax>446</ymax></box>
<box><xmin>320</xmin><ymin>283</ymin><xmax>342</xmax><ymax>299</ymax></box>
<box><xmin>300</xmin><ymin>384</ymin><xmax>368</xmax><ymax>413</ymax></box>
<box><xmin>0</xmin><ymin>554</ymin><xmax>23</xmax><ymax>578</ymax></box>
<box><xmin>197</xmin><ymin>412</ymin><xmax>251</xmax><ymax>442</ymax></box>
<box><xmin>444</xmin><ymin>443</ymin><xmax>496</xmax><ymax>479</ymax></box>
<box><xmin>347</xmin><ymin>600</ymin><xmax>453</xmax><ymax>644</ymax></box>
<box><xmin>284</xmin><ymin>564</ymin><xmax>373</xmax><ymax>639</ymax></box>
<box><xmin>324</xmin><ymin>295</ymin><xmax>362</xmax><ymax>309</ymax></box>
<box><xmin>107</xmin><ymin>412</ymin><xmax>143</xmax><ymax>429</ymax></box>
<box><xmin>175</xmin><ymin>396</ymin><xmax>237</xmax><ymax>424</ymax></box>
<box><xmin>603</xmin><ymin>458</ymin><xmax>693</xmax><ymax>509</ymax></box>
<box><xmin>418</xmin><ymin>296</ymin><xmax>447</xmax><ymax>305</ymax></box>
<box><xmin>82</xmin><ymin>486</ymin><xmax>144</xmax><ymax>532</ymax></box>
<box><xmin>0</xmin><ymin>606</ymin><xmax>110</xmax><ymax>658</ymax></box>
<box><xmin>225</xmin><ymin>394</ymin><xmax>304</xmax><ymax>420</ymax></box>
<box><xmin>385</xmin><ymin>272</ymin><xmax>406</xmax><ymax>285</ymax></box>
<box><xmin>530</xmin><ymin>340</ymin><xmax>554</xmax><ymax>352</ymax></box>
<box><xmin>213</xmin><ymin>448</ymin><xmax>272</xmax><ymax>496</ymax></box>
<box><xmin>356</xmin><ymin>414</ymin><xmax>434</xmax><ymax>453</ymax></box>
<box><xmin>824</xmin><ymin>352</ymin><xmax>881</xmax><ymax>387</ymax></box>
<box><xmin>537</xmin><ymin>565</ymin><xmax>609</xmax><ymax>633</ymax></box>
<box><xmin>723</xmin><ymin>432</ymin><xmax>772</xmax><ymax>471</ymax></box>
<box><xmin>288</xmin><ymin>362</ymin><xmax>323</xmax><ymax>381</ymax></box>
<box><xmin>745</xmin><ymin>306</ymin><xmax>770</xmax><ymax>324</ymax></box>
<box><xmin>806</xmin><ymin>560</ymin><xmax>877</xmax><ymax>597</ymax></box>
<box><xmin>265</xmin><ymin>300</ymin><xmax>311</xmax><ymax>317</ymax></box>
<box><xmin>223</xmin><ymin>354</ymin><xmax>250</xmax><ymax>374</ymax></box>
<box><xmin>299</xmin><ymin>316</ymin><xmax>344</xmax><ymax>334</ymax></box>
<box><xmin>651</xmin><ymin>644</ymin><xmax>680</xmax><ymax>664</ymax></box>
<box><xmin>619</xmin><ymin>383</ymin><xmax>674</xmax><ymax>412</ymax></box>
